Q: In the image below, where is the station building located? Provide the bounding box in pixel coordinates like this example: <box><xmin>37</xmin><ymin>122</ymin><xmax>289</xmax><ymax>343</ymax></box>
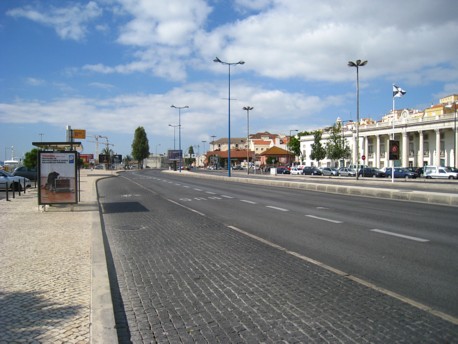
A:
<box><xmin>300</xmin><ymin>94</ymin><xmax>458</xmax><ymax>169</ymax></box>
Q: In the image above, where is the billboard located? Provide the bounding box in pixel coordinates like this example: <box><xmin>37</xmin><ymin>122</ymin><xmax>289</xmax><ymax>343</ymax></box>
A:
<box><xmin>168</xmin><ymin>150</ymin><xmax>182</xmax><ymax>161</ymax></box>
<box><xmin>38</xmin><ymin>151</ymin><xmax>78</xmax><ymax>205</ymax></box>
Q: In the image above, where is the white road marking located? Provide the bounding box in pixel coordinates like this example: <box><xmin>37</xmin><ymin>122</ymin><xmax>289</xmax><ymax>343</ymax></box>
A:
<box><xmin>208</xmin><ymin>196</ymin><xmax>222</xmax><ymax>200</ymax></box>
<box><xmin>316</xmin><ymin>206</ymin><xmax>329</xmax><ymax>210</ymax></box>
<box><xmin>266</xmin><ymin>206</ymin><xmax>289</xmax><ymax>212</ymax></box>
<box><xmin>305</xmin><ymin>215</ymin><xmax>342</xmax><ymax>224</ymax></box>
<box><xmin>194</xmin><ymin>188</ymin><xmax>202</xmax><ymax>191</ymax></box>
<box><xmin>183</xmin><ymin>186</ymin><xmax>190</xmax><ymax>188</ymax></box>
<box><xmin>167</xmin><ymin>199</ymin><xmax>206</xmax><ymax>217</ymax></box>
<box><xmin>370</xmin><ymin>229</ymin><xmax>430</xmax><ymax>242</ymax></box>
<box><xmin>241</xmin><ymin>200</ymin><xmax>257</xmax><ymax>204</ymax></box>
<box><xmin>194</xmin><ymin>197</ymin><xmax>207</xmax><ymax>201</ymax></box>
<box><xmin>205</xmin><ymin>191</ymin><xmax>216</xmax><ymax>195</ymax></box>
<box><xmin>221</xmin><ymin>195</ymin><xmax>233</xmax><ymax>198</ymax></box>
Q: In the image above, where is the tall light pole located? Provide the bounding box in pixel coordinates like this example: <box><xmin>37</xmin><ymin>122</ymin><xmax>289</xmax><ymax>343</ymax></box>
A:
<box><xmin>201</xmin><ymin>140</ymin><xmax>207</xmax><ymax>167</ymax></box>
<box><xmin>168</xmin><ymin>124</ymin><xmax>179</xmax><ymax>150</ymax></box>
<box><xmin>446</xmin><ymin>100</ymin><xmax>458</xmax><ymax>168</ymax></box>
<box><xmin>348</xmin><ymin>59</ymin><xmax>368</xmax><ymax>180</ymax></box>
<box><xmin>214</xmin><ymin>57</ymin><xmax>245</xmax><ymax>177</ymax></box>
<box><xmin>243</xmin><ymin>106</ymin><xmax>253</xmax><ymax>174</ymax></box>
<box><xmin>171</xmin><ymin>105</ymin><xmax>189</xmax><ymax>172</ymax></box>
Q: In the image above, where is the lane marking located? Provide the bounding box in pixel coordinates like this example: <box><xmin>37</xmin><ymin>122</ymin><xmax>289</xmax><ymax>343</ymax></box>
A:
<box><xmin>194</xmin><ymin>188</ymin><xmax>202</xmax><ymax>191</ymax></box>
<box><xmin>241</xmin><ymin>200</ymin><xmax>257</xmax><ymax>204</ymax></box>
<box><xmin>370</xmin><ymin>229</ymin><xmax>430</xmax><ymax>242</ymax></box>
<box><xmin>205</xmin><ymin>191</ymin><xmax>217</xmax><ymax>195</ymax></box>
<box><xmin>183</xmin><ymin>186</ymin><xmax>190</xmax><ymax>188</ymax></box>
<box><xmin>166</xmin><ymin>199</ymin><xmax>206</xmax><ymax>217</ymax></box>
<box><xmin>221</xmin><ymin>195</ymin><xmax>233</xmax><ymax>198</ymax></box>
<box><xmin>226</xmin><ymin>225</ymin><xmax>457</xmax><ymax>326</ymax></box>
<box><xmin>208</xmin><ymin>196</ymin><xmax>222</xmax><ymax>200</ymax></box>
<box><xmin>305</xmin><ymin>215</ymin><xmax>342</xmax><ymax>224</ymax></box>
<box><xmin>316</xmin><ymin>206</ymin><xmax>329</xmax><ymax>210</ymax></box>
<box><xmin>194</xmin><ymin>197</ymin><xmax>207</xmax><ymax>201</ymax></box>
<box><xmin>266</xmin><ymin>206</ymin><xmax>289</xmax><ymax>212</ymax></box>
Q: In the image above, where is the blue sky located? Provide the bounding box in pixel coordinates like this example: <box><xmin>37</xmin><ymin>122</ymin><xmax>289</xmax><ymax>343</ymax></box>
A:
<box><xmin>1</xmin><ymin>0</ymin><xmax>458</xmax><ymax>161</ymax></box>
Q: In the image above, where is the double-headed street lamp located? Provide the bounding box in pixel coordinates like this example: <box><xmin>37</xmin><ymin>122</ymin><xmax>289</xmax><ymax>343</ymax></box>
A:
<box><xmin>171</xmin><ymin>105</ymin><xmax>189</xmax><ymax>172</ymax></box>
<box><xmin>348</xmin><ymin>59</ymin><xmax>368</xmax><ymax>180</ymax></box>
<box><xmin>243</xmin><ymin>106</ymin><xmax>253</xmax><ymax>175</ymax></box>
<box><xmin>214</xmin><ymin>57</ymin><xmax>245</xmax><ymax>177</ymax></box>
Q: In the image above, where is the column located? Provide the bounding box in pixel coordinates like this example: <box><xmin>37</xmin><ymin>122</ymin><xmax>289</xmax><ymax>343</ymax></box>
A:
<box><xmin>435</xmin><ymin>129</ymin><xmax>441</xmax><ymax>166</ymax></box>
<box><xmin>418</xmin><ymin>130</ymin><xmax>424</xmax><ymax>167</ymax></box>
<box><xmin>402</xmin><ymin>131</ymin><xmax>409</xmax><ymax>166</ymax></box>
<box><xmin>376</xmin><ymin>135</ymin><xmax>380</xmax><ymax>168</ymax></box>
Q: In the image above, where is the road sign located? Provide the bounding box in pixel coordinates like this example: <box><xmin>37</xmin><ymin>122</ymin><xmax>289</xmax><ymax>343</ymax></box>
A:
<box><xmin>362</xmin><ymin>155</ymin><xmax>366</xmax><ymax>161</ymax></box>
<box><xmin>72</xmin><ymin>129</ymin><xmax>86</xmax><ymax>139</ymax></box>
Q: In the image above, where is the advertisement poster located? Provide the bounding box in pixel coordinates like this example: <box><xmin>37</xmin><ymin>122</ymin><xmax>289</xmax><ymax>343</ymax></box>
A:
<box><xmin>38</xmin><ymin>151</ymin><xmax>78</xmax><ymax>205</ymax></box>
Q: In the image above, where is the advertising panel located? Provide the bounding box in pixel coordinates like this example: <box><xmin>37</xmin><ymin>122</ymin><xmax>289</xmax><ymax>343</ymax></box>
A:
<box><xmin>38</xmin><ymin>151</ymin><xmax>78</xmax><ymax>205</ymax></box>
<box><xmin>168</xmin><ymin>150</ymin><xmax>182</xmax><ymax>161</ymax></box>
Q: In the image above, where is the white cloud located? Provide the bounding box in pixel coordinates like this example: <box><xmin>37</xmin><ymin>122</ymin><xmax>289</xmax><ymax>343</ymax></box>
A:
<box><xmin>7</xmin><ymin>1</ymin><xmax>102</xmax><ymax>41</ymax></box>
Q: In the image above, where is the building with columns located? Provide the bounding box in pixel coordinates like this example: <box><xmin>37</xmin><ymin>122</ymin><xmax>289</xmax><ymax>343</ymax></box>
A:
<box><xmin>300</xmin><ymin>94</ymin><xmax>458</xmax><ymax>168</ymax></box>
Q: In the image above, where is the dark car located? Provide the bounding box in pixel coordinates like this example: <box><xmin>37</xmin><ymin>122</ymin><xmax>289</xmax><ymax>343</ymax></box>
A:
<box><xmin>302</xmin><ymin>166</ymin><xmax>322</xmax><ymax>175</ymax></box>
<box><xmin>13</xmin><ymin>166</ymin><xmax>38</xmax><ymax>181</ymax></box>
<box><xmin>358</xmin><ymin>167</ymin><xmax>377</xmax><ymax>177</ymax></box>
<box><xmin>374</xmin><ymin>168</ymin><xmax>387</xmax><ymax>178</ymax></box>
<box><xmin>385</xmin><ymin>167</ymin><xmax>418</xmax><ymax>179</ymax></box>
<box><xmin>276</xmin><ymin>166</ymin><xmax>291</xmax><ymax>174</ymax></box>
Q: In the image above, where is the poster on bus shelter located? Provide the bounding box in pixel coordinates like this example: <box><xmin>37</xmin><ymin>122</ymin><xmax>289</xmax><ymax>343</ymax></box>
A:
<box><xmin>38</xmin><ymin>151</ymin><xmax>78</xmax><ymax>205</ymax></box>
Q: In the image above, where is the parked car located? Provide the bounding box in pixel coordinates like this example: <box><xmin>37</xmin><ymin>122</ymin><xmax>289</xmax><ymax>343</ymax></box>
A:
<box><xmin>0</xmin><ymin>170</ymin><xmax>31</xmax><ymax>190</ymax></box>
<box><xmin>13</xmin><ymin>166</ymin><xmax>38</xmax><ymax>181</ymax></box>
<box><xmin>338</xmin><ymin>167</ymin><xmax>356</xmax><ymax>177</ymax></box>
<box><xmin>276</xmin><ymin>166</ymin><xmax>291</xmax><ymax>174</ymax></box>
<box><xmin>290</xmin><ymin>167</ymin><xmax>302</xmax><ymax>175</ymax></box>
<box><xmin>384</xmin><ymin>167</ymin><xmax>418</xmax><ymax>179</ymax></box>
<box><xmin>321</xmin><ymin>167</ymin><xmax>339</xmax><ymax>176</ymax></box>
<box><xmin>302</xmin><ymin>166</ymin><xmax>322</xmax><ymax>175</ymax></box>
<box><xmin>358</xmin><ymin>167</ymin><xmax>377</xmax><ymax>177</ymax></box>
<box><xmin>424</xmin><ymin>166</ymin><xmax>458</xmax><ymax>179</ymax></box>
<box><xmin>374</xmin><ymin>168</ymin><xmax>387</xmax><ymax>178</ymax></box>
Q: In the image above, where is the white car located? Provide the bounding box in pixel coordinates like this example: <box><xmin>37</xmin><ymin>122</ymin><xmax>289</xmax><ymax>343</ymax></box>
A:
<box><xmin>0</xmin><ymin>170</ymin><xmax>32</xmax><ymax>190</ymax></box>
<box><xmin>424</xmin><ymin>166</ymin><xmax>458</xmax><ymax>179</ymax></box>
<box><xmin>290</xmin><ymin>167</ymin><xmax>302</xmax><ymax>175</ymax></box>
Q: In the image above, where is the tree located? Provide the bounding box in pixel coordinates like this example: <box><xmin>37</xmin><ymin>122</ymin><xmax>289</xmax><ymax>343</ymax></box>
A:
<box><xmin>326</xmin><ymin>122</ymin><xmax>351</xmax><ymax>166</ymax></box>
<box><xmin>310</xmin><ymin>130</ymin><xmax>326</xmax><ymax>165</ymax></box>
<box><xmin>288</xmin><ymin>136</ymin><xmax>301</xmax><ymax>157</ymax></box>
<box><xmin>23</xmin><ymin>148</ymin><xmax>39</xmax><ymax>169</ymax></box>
<box><xmin>131</xmin><ymin>126</ymin><xmax>150</xmax><ymax>168</ymax></box>
<box><xmin>185</xmin><ymin>146</ymin><xmax>195</xmax><ymax>166</ymax></box>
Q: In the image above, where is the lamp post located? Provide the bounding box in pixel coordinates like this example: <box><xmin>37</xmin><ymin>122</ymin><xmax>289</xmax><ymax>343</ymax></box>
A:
<box><xmin>348</xmin><ymin>59</ymin><xmax>368</xmax><ymax>180</ymax></box>
<box><xmin>243</xmin><ymin>106</ymin><xmax>253</xmax><ymax>174</ymax></box>
<box><xmin>168</xmin><ymin>124</ymin><xmax>179</xmax><ymax>150</ymax></box>
<box><xmin>171</xmin><ymin>105</ymin><xmax>189</xmax><ymax>172</ymax></box>
<box><xmin>446</xmin><ymin>101</ymin><xmax>458</xmax><ymax>168</ymax></box>
<box><xmin>214</xmin><ymin>57</ymin><xmax>245</xmax><ymax>177</ymax></box>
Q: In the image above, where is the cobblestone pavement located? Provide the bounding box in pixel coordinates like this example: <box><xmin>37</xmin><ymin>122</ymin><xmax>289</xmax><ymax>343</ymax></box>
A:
<box><xmin>99</xmin><ymin>177</ymin><xmax>458</xmax><ymax>343</ymax></box>
<box><xmin>0</xmin><ymin>170</ymin><xmax>114</xmax><ymax>344</ymax></box>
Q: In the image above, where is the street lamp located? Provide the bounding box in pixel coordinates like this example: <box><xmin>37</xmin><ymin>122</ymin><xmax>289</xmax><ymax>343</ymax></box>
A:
<box><xmin>243</xmin><ymin>106</ymin><xmax>253</xmax><ymax>174</ymax></box>
<box><xmin>445</xmin><ymin>101</ymin><xmax>458</xmax><ymax>168</ymax></box>
<box><xmin>214</xmin><ymin>56</ymin><xmax>245</xmax><ymax>176</ymax></box>
<box><xmin>168</xmin><ymin>124</ymin><xmax>179</xmax><ymax>150</ymax></box>
<box><xmin>348</xmin><ymin>59</ymin><xmax>368</xmax><ymax>180</ymax></box>
<box><xmin>201</xmin><ymin>141</ymin><xmax>207</xmax><ymax>167</ymax></box>
<box><xmin>171</xmin><ymin>105</ymin><xmax>189</xmax><ymax>172</ymax></box>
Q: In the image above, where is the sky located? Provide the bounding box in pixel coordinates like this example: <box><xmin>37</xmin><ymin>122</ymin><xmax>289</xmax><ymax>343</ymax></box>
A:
<box><xmin>1</xmin><ymin>0</ymin><xmax>458</xmax><ymax>162</ymax></box>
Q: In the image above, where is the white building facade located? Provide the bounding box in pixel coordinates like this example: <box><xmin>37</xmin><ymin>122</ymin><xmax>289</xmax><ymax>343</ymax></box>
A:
<box><xmin>300</xmin><ymin>94</ymin><xmax>458</xmax><ymax>168</ymax></box>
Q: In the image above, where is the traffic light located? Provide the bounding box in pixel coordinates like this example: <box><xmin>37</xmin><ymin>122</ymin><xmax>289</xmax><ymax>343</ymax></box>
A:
<box><xmin>389</xmin><ymin>140</ymin><xmax>400</xmax><ymax>160</ymax></box>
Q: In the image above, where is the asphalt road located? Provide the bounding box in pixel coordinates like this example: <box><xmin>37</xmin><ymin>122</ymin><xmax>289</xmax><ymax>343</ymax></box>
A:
<box><xmin>98</xmin><ymin>169</ymin><xmax>458</xmax><ymax>342</ymax></box>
